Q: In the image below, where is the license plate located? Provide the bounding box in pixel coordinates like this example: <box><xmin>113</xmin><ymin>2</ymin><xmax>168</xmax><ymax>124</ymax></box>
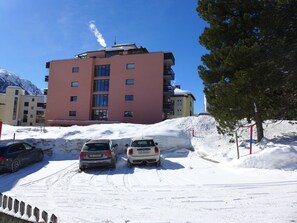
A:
<box><xmin>89</xmin><ymin>154</ymin><xmax>102</xmax><ymax>158</ymax></box>
<box><xmin>138</xmin><ymin>150</ymin><xmax>150</xmax><ymax>154</ymax></box>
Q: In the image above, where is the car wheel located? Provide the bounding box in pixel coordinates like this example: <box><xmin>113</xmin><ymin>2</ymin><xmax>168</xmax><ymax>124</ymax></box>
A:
<box><xmin>79</xmin><ymin>165</ymin><xmax>85</xmax><ymax>171</ymax></box>
<box><xmin>10</xmin><ymin>159</ymin><xmax>21</xmax><ymax>173</ymax></box>
<box><xmin>127</xmin><ymin>160</ymin><xmax>133</xmax><ymax>168</ymax></box>
<box><xmin>36</xmin><ymin>151</ymin><xmax>44</xmax><ymax>162</ymax></box>
<box><xmin>156</xmin><ymin>160</ymin><xmax>161</xmax><ymax>167</ymax></box>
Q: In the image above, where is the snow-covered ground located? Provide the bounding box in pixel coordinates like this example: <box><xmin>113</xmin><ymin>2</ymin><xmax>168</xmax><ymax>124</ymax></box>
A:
<box><xmin>0</xmin><ymin>116</ymin><xmax>296</xmax><ymax>223</ymax></box>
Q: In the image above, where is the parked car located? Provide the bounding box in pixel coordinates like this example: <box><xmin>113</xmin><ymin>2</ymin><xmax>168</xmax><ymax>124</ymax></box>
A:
<box><xmin>79</xmin><ymin>139</ymin><xmax>118</xmax><ymax>171</ymax></box>
<box><xmin>0</xmin><ymin>141</ymin><xmax>44</xmax><ymax>173</ymax></box>
<box><xmin>126</xmin><ymin>137</ymin><xmax>160</xmax><ymax>167</ymax></box>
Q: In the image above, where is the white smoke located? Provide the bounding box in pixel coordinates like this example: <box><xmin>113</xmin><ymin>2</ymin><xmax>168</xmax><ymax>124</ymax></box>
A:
<box><xmin>88</xmin><ymin>21</ymin><xmax>107</xmax><ymax>47</ymax></box>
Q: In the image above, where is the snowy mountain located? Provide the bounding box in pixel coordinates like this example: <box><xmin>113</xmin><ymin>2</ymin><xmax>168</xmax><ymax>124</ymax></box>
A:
<box><xmin>0</xmin><ymin>67</ymin><xmax>43</xmax><ymax>95</ymax></box>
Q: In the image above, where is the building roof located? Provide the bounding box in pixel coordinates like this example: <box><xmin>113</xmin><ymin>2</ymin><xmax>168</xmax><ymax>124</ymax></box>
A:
<box><xmin>173</xmin><ymin>88</ymin><xmax>196</xmax><ymax>100</ymax></box>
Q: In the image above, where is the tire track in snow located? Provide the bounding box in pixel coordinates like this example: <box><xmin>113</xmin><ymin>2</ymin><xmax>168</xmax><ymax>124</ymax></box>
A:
<box><xmin>18</xmin><ymin>161</ymin><xmax>78</xmax><ymax>187</ymax></box>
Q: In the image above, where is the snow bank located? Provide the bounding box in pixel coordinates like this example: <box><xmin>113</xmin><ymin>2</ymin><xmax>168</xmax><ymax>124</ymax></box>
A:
<box><xmin>1</xmin><ymin>116</ymin><xmax>297</xmax><ymax>171</ymax></box>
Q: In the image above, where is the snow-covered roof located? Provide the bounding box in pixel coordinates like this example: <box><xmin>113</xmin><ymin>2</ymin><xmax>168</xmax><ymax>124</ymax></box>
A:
<box><xmin>173</xmin><ymin>88</ymin><xmax>196</xmax><ymax>100</ymax></box>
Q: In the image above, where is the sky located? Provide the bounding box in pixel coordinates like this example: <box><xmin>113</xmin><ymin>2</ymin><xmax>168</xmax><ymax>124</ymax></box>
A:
<box><xmin>0</xmin><ymin>0</ymin><xmax>208</xmax><ymax>113</ymax></box>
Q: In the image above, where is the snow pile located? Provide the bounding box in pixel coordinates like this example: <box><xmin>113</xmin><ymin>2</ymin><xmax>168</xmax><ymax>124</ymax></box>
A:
<box><xmin>1</xmin><ymin>116</ymin><xmax>297</xmax><ymax>171</ymax></box>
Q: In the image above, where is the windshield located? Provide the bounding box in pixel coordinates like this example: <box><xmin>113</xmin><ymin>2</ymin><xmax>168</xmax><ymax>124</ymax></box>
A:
<box><xmin>131</xmin><ymin>140</ymin><xmax>155</xmax><ymax>147</ymax></box>
<box><xmin>83</xmin><ymin>143</ymin><xmax>110</xmax><ymax>151</ymax></box>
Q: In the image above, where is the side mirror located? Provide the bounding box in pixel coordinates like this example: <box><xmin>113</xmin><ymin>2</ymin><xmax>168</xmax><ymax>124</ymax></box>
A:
<box><xmin>125</xmin><ymin>144</ymin><xmax>129</xmax><ymax>147</ymax></box>
<box><xmin>155</xmin><ymin>142</ymin><xmax>158</xmax><ymax>146</ymax></box>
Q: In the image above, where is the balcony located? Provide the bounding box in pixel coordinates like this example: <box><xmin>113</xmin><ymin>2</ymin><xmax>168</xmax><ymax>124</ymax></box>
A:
<box><xmin>164</xmin><ymin>52</ymin><xmax>175</xmax><ymax>66</ymax></box>
<box><xmin>45</xmin><ymin>75</ymin><xmax>49</xmax><ymax>82</ymax></box>
<box><xmin>163</xmin><ymin>85</ymin><xmax>174</xmax><ymax>96</ymax></box>
<box><xmin>163</xmin><ymin>101</ymin><xmax>174</xmax><ymax>113</ymax></box>
<box><xmin>44</xmin><ymin>89</ymin><xmax>48</xmax><ymax>95</ymax></box>
<box><xmin>164</xmin><ymin>68</ymin><xmax>175</xmax><ymax>80</ymax></box>
<box><xmin>45</xmin><ymin>62</ymin><xmax>50</xmax><ymax>68</ymax></box>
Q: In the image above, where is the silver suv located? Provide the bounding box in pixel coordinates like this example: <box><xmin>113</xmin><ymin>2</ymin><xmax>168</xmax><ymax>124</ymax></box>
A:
<box><xmin>79</xmin><ymin>139</ymin><xmax>118</xmax><ymax>171</ymax></box>
<box><xmin>126</xmin><ymin>137</ymin><xmax>160</xmax><ymax>167</ymax></box>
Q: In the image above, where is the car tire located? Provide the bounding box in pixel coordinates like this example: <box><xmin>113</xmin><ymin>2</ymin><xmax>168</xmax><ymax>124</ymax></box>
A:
<box><xmin>10</xmin><ymin>159</ymin><xmax>21</xmax><ymax>173</ymax></box>
<box><xmin>79</xmin><ymin>165</ymin><xmax>85</xmax><ymax>171</ymax></box>
<box><xmin>127</xmin><ymin>160</ymin><xmax>133</xmax><ymax>168</ymax></box>
<box><xmin>37</xmin><ymin>151</ymin><xmax>44</xmax><ymax>162</ymax></box>
<box><xmin>156</xmin><ymin>160</ymin><xmax>161</xmax><ymax>167</ymax></box>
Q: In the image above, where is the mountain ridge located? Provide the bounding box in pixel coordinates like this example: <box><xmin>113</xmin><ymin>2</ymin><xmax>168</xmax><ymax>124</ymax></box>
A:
<box><xmin>0</xmin><ymin>67</ymin><xmax>43</xmax><ymax>95</ymax></box>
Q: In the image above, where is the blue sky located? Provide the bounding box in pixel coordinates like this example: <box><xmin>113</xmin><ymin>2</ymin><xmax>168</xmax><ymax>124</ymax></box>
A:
<box><xmin>0</xmin><ymin>0</ymin><xmax>208</xmax><ymax>113</ymax></box>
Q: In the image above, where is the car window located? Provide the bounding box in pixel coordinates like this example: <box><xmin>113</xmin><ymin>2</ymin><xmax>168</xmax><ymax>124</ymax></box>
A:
<box><xmin>131</xmin><ymin>140</ymin><xmax>155</xmax><ymax>147</ymax></box>
<box><xmin>23</xmin><ymin>143</ymin><xmax>33</xmax><ymax>150</ymax></box>
<box><xmin>8</xmin><ymin>144</ymin><xmax>26</xmax><ymax>153</ymax></box>
<box><xmin>83</xmin><ymin>143</ymin><xmax>110</xmax><ymax>151</ymax></box>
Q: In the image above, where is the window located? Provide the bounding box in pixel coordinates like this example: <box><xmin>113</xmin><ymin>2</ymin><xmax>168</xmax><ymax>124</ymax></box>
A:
<box><xmin>92</xmin><ymin>109</ymin><xmax>108</xmax><ymax>121</ymax></box>
<box><xmin>31</xmin><ymin>106</ymin><xmax>34</xmax><ymax>110</ymax></box>
<box><xmin>15</xmin><ymin>90</ymin><xmax>19</xmax><ymax>95</ymax></box>
<box><xmin>24</xmin><ymin>102</ymin><xmax>29</xmax><ymax>106</ymax></box>
<box><xmin>23</xmin><ymin>115</ymin><xmax>28</xmax><ymax>123</ymax></box>
<box><xmin>95</xmin><ymin>65</ymin><xmax>110</xmax><ymax>76</ymax></box>
<box><xmin>93</xmin><ymin>94</ymin><xmax>108</xmax><ymax>107</ymax></box>
<box><xmin>23</xmin><ymin>110</ymin><xmax>28</xmax><ymax>115</ymax></box>
<box><xmin>125</xmin><ymin>95</ymin><xmax>134</xmax><ymax>101</ymax></box>
<box><xmin>72</xmin><ymin>67</ymin><xmax>79</xmax><ymax>73</ymax></box>
<box><xmin>36</xmin><ymin>111</ymin><xmax>45</xmax><ymax>123</ymax></box>
<box><xmin>126</xmin><ymin>63</ymin><xmax>135</xmax><ymax>69</ymax></box>
<box><xmin>177</xmin><ymin>99</ymin><xmax>182</xmax><ymax>106</ymax></box>
<box><xmin>69</xmin><ymin>111</ymin><xmax>76</xmax><ymax>117</ymax></box>
<box><xmin>37</xmin><ymin>103</ymin><xmax>45</xmax><ymax>108</ymax></box>
<box><xmin>71</xmin><ymin>81</ymin><xmax>79</xmax><ymax>87</ymax></box>
<box><xmin>125</xmin><ymin>79</ymin><xmax>134</xmax><ymax>85</ymax></box>
<box><xmin>70</xmin><ymin>96</ymin><xmax>78</xmax><ymax>102</ymax></box>
<box><xmin>94</xmin><ymin>80</ymin><xmax>109</xmax><ymax>92</ymax></box>
<box><xmin>32</xmin><ymin>98</ymin><xmax>35</xmax><ymax>102</ymax></box>
<box><xmin>12</xmin><ymin>97</ymin><xmax>18</xmax><ymax>120</ymax></box>
<box><xmin>177</xmin><ymin>109</ymin><xmax>182</xmax><ymax>115</ymax></box>
<box><xmin>124</xmin><ymin>111</ymin><xmax>133</xmax><ymax>117</ymax></box>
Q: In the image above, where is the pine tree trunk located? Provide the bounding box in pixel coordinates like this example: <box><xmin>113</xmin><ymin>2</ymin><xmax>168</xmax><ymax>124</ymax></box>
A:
<box><xmin>254</xmin><ymin>111</ymin><xmax>264</xmax><ymax>142</ymax></box>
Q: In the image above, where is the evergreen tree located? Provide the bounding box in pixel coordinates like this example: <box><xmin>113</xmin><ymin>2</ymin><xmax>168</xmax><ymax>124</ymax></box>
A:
<box><xmin>197</xmin><ymin>0</ymin><xmax>297</xmax><ymax>141</ymax></box>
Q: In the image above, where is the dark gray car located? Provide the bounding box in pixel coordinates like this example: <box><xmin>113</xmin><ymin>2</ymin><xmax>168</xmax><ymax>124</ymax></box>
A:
<box><xmin>0</xmin><ymin>141</ymin><xmax>44</xmax><ymax>173</ymax></box>
<box><xmin>79</xmin><ymin>139</ymin><xmax>118</xmax><ymax>171</ymax></box>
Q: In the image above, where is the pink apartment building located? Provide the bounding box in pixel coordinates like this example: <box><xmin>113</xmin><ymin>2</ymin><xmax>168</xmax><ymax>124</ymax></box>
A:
<box><xmin>45</xmin><ymin>44</ymin><xmax>175</xmax><ymax>126</ymax></box>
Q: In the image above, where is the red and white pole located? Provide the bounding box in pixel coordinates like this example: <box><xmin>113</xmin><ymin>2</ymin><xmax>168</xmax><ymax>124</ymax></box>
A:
<box><xmin>249</xmin><ymin>124</ymin><xmax>254</xmax><ymax>154</ymax></box>
<box><xmin>0</xmin><ymin>120</ymin><xmax>2</xmax><ymax>140</ymax></box>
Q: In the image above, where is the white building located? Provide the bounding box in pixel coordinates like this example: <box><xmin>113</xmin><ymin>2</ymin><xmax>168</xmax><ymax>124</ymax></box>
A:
<box><xmin>0</xmin><ymin>86</ymin><xmax>46</xmax><ymax>126</ymax></box>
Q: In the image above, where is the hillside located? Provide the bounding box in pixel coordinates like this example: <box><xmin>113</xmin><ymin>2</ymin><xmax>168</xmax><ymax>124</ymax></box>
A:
<box><xmin>0</xmin><ymin>67</ymin><xmax>43</xmax><ymax>95</ymax></box>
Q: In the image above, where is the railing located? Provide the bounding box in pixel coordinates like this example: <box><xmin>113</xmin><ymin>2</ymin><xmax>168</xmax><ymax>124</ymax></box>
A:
<box><xmin>0</xmin><ymin>193</ymin><xmax>57</xmax><ymax>223</ymax></box>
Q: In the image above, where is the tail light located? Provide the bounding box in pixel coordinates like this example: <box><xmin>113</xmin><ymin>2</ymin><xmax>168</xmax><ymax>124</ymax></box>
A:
<box><xmin>0</xmin><ymin>156</ymin><xmax>7</xmax><ymax>161</ymax></box>
<box><xmin>128</xmin><ymin>149</ymin><xmax>133</xmax><ymax>155</ymax></box>
<box><xmin>154</xmin><ymin>147</ymin><xmax>159</xmax><ymax>154</ymax></box>
<box><xmin>104</xmin><ymin>151</ymin><xmax>112</xmax><ymax>157</ymax></box>
<box><xmin>79</xmin><ymin>152</ymin><xmax>86</xmax><ymax>158</ymax></box>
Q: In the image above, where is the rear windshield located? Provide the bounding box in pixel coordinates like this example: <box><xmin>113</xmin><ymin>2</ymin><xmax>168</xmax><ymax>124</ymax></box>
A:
<box><xmin>131</xmin><ymin>140</ymin><xmax>155</xmax><ymax>147</ymax></box>
<box><xmin>83</xmin><ymin>143</ymin><xmax>110</xmax><ymax>151</ymax></box>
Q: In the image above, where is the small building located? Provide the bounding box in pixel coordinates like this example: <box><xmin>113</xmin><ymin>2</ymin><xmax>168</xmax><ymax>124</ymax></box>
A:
<box><xmin>0</xmin><ymin>86</ymin><xmax>46</xmax><ymax>126</ymax></box>
<box><xmin>45</xmin><ymin>43</ymin><xmax>175</xmax><ymax>126</ymax></box>
<box><xmin>169</xmin><ymin>87</ymin><xmax>195</xmax><ymax>118</ymax></box>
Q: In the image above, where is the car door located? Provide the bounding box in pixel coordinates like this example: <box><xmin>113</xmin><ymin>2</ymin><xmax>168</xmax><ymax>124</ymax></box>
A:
<box><xmin>22</xmin><ymin>143</ymin><xmax>37</xmax><ymax>164</ymax></box>
<box><xmin>8</xmin><ymin>144</ymin><xmax>27</xmax><ymax>165</ymax></box>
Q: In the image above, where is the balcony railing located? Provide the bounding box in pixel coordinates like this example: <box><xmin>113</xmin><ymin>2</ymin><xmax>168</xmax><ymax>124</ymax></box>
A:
<box><xmin>163</xmin><ymin>85</ymin><xmax>174</xmax><ymax>96</ymax></box>
<box><xmin>164</xmin><ymin>68</ymin><xmax>175</xmax><ymax>80</ymax></box>
<box><xmin>45</xmin><ymin>75</ymin><xmax>49</xmax><ymax>82</ymax></box>
<box><xmin>163</xmin><ymin>101</ymin><xmax>174</xmax><ymax>112</ymax></box>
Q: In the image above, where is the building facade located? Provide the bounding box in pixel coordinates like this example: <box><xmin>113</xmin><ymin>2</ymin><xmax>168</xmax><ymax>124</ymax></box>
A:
<box><xmin>169</xmin><ymin>87</ymin><xmax>195</xmax><ymax>118</ymax></box>
<box><xmin>0</xmin><ymin>86</ymin><xmax>46</xmax><ymax>126</ymax></box>
<box><xmin>45</xmin><ymin>44</ymin><xmax>175</xmax><ymax>126</ymax></box>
